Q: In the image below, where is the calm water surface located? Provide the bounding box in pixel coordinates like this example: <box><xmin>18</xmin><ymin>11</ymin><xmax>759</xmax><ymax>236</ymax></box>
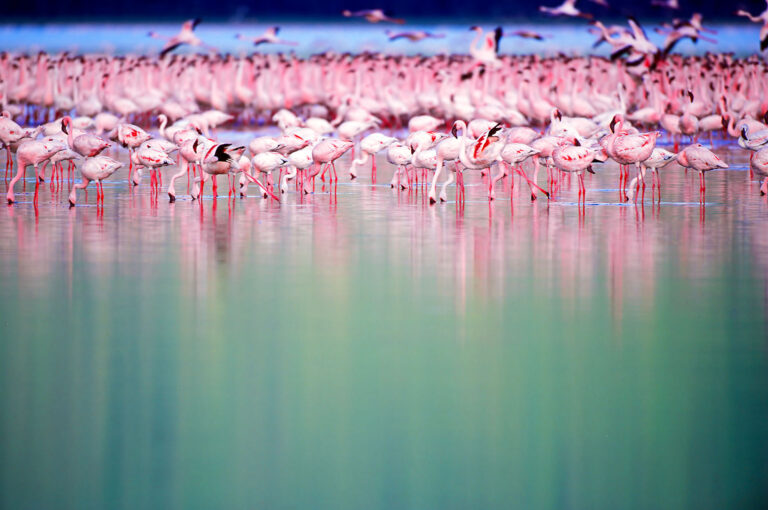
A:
<box><xmin>0</xmin><ymin>133</ymin><xmax>767</xmax><ymax>509</ymax></box>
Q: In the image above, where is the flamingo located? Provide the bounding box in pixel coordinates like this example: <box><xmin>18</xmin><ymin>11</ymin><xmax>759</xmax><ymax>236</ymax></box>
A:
<box><xmin>305</xmin><ymin>139</ymin><xmax>353</xmax><ymax>193</ymax></box>
<box><xmin>349</xmin><ymin>133</ymin><xmax>397</xmax><ymax>179</ymax></box>
<box><xmin>252</xmin><ymin>152</ymin><xmax>289</xmax><ymax>198</ymax></box>
<box><xmin>429</xmin><ymin>121</ymin><xmax>468</xmax><ymax>204</ymax></box>
<box><xmin>117</xmin><ymin>123</ymin><xmax>151</xmax><ymax>178</ymax></box>
<box><xmin>236</xmin><ymin>27</ymin><xmax>298</xmax><ymax>47</ymax></box>
<box><xmin>61</xmin><ymin>116</ymin><xmax>110</xmax><ymax>157</ymax></box>
<box><xmin>736</xmin><ymin>4</ymin><xmax>768</xmax><ymax>50</ymax></box>
<box><xmin>501</xmin><ymin>143</ymin><xmax>549</xmax><ymax>200</ymax></box>
<box><xmin>552</xmin><ymin>141</ymin><xmax>599</xmax><ymax>206</ymax></box>
<box><xmin>341</xmin><ymin>9</ymin><xmax>404</xmax><ymax>24</ymax></box>
<box><xmin>148</xmin><ymin>19</ymin><xmax>216</xmax><ymax>57</ymax></box>
<box><xmin>68</xmin><ymin>156</ymin><xmax>123</xmax><ymax>206</ymax></box>
<box><xmin>676</xmin><ymin>144</ymin><xmax>728</xmax><ymax>201</ymax></box>
<box><xmin>457</xmin><ymin>123</ymin><xmax>507</xmax><ymax>200</ymax></box>
<box><xmin>626</xmin><ymin>148</ymin><xmax>677</xmax><ymax>202</ymax></box>
<box><xmin>6</xmin><ymin>139</ymin><xmax>66</xmax><ymax>204</ymax></box>
<box><xmin>131</xmin><ymin>146</ymin><xmax>175</xmax><ymax>193</ymax></box>
<box><xmin>385</xmin><ymin>30</ymin><xmax>445</xmax><ymax>42</ymax></box>
<box><xmin>539</xmin><ymin>0</ymin><xmax>592</xmax><ymax>19</ymax></box>
<box><xmin>750</xmin><ymin>146</ymin><xmax>768</xmax><ymax>196</ymax></box>
<box><xmin>469</xmin><ymin>26</ymin><xmax>503</xmax><ymax>67</ymax></box>
<box><xmin>387</xmin><ymin>142</ymin><xmax>413</xmax><ymax>190</ymax></box>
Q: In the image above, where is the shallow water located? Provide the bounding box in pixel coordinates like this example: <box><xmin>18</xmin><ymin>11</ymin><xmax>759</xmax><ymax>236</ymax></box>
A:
<box><xmin>0</xmin><ymin>21</ymin><xmax>762</xmax><ymax>57</ymax></box>
<box><xmin>0</xmin><ymin>133</ymin><xmax>767</xmax><ymax>509</ymax></box>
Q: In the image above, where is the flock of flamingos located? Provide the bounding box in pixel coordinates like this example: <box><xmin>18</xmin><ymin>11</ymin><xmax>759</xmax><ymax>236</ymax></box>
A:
<box><xmin>2</xmin><ymin>5</ymin><xmax>768</xmax><ymax>213</ymax></box>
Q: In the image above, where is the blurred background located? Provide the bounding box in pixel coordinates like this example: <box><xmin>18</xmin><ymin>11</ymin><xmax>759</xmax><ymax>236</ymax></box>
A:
<box><xmin>5</xmin><ymin>0</ymin><xmax>768</xmax><ymax>21</ymax></box>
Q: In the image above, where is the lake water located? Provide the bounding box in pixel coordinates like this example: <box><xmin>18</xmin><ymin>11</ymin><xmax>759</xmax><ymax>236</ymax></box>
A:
<box><xmin>0</xmin><ymin>129</ymin><xmax>767</xmax><ymax>509</ymax></box>
<box><xmin>0</xmin><ymin>21</ymin><xmax>762</xmax><ymax>57</ymax></box>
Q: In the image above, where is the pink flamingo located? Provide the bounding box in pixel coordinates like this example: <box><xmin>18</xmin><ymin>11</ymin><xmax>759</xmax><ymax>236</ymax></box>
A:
<box><xmin>304</xmin><ymin>139</ymin><xmax>353</xmax><ymax>194</ymax></box>
<box><xmin>148</xmin><ymin>19</ymin><xmax>216</xmax><ymax>57</ymax></box>
<box><xmin>750</xmin><ymin>146</ymin><xmax>768</xmax><ymax>196</ymax></box>
<box><xmin>68</xmin><ymin>156</ymin><xmax>123</xmax><ymax>206</ymax></box>
<box><xmin>387</xmin><ymin>143</ymin><xmax>413</xmax><ymax>190</ymax></box>
<box><xmin>676</xmin><ymin>144</ymin><xmax>728</xmax><ymax>201</ymax></box>
<box><xmin>626</xmin><ymin>148</ymin><xmax>677</xmax><ymax>202</ymax></box>
<box><xmin>501</xmin><ymin>143</ymin><xmax>549</xmax><ymax>200</ymax></box>
<box><xmin>6</xmin><ymin>139</ymin><xmax>66</xmax><ymax>204</ymax></box>
<box><xmin>252</xmin><ymin>151</ymin><xmax>289</xmax><ymax>198</ymax></box>
<box><xmin>117</xmin><ymin>123</ymin><xmax>151</xmax><ymax>179</ymax></box>
<box><xmin>552</xmin><ymin>141</ymin><xmax>599</xmax><ymax>206</ymax></box>
<box><xmin>131</xmin><ymin>146</ymin><xmax>175</xmax><ymax>193</ymax></box>
<box><xmin>350</xmin><ymin>133</ymin><xmax>398</xmax><ymax>180</ymax></box>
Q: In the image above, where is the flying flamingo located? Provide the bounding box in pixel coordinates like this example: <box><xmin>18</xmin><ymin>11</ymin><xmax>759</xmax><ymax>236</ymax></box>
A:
<box><xmin>539</xmin><ymin>0</ymin><xmax>592</xmax><ymax>19</ymax></box>
<box><xmin>236</xmin><ymin>27</ymin><xmax>298</xmax><ymax>47</ymax></box>
<box><xmin>68</xmin><ymin>156</ymin><xmax>123</xmax><ymax>206</ymax></box>
<box><xmin>385</xmin><ymin>30</ymin><xmax>445</xmax><ymax>42</ymax></box>
<box><xmin>341</xmin><ymin>9</ymin><xmax>405</xmax><ymax>24</ymax></box>
<box><xmin>148</xmin><ymin>19</ymin><xmax>216</xmax><ymax>57</ymax></box>
<box><xmin>736</xmin><ymin>4</ymin><xmax>768</xmax><ymax>50</ymax></box>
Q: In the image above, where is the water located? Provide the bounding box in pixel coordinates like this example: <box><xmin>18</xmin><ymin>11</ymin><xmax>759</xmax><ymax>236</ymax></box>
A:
<box><xmin>0</xmin><ymin>21</ymin><xmax>762</xmax><ymax>57</ymax></box>
<box><xmin>0</xmin><ymin>132</ymin><xmax>767</xmax><ymax>509</ymax></box>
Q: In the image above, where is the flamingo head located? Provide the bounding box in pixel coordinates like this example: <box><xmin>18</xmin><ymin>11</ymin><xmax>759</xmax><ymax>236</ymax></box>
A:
<box><xmin>60</xmin><ymin>116</ymin><xmax>72</xmax><ymax>134</ymax></box>
<box><xmin>609</xmin><ymin>114</ymin><xmax>623</xmax><ymax>134</ymax></box>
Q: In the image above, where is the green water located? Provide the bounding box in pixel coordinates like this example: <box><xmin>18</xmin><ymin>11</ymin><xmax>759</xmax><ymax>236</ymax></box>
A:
<box><xmin>1</xmin><ymin>145</ymin><xmax>767</xmax><ymax>509</ymax></box>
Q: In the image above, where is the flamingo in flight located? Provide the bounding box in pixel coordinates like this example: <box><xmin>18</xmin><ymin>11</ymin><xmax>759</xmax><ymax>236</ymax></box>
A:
<box><xmin>736</xmin><ymin>3</ymin><xmax>768</xmax><ymax>50</ymax></box>
<box><xmin>148</xmin><ymin>19</ymin><xmax>216</xmax><ymax>57</ymax></box>
<box><xmin>539</xmin><ymin>0</ymin><xmax>593</xmax><ymax>19</ymax></box>
<box><xmin>386</xmin><ymin>30</ymin><xmax>445</xmax><ymax>42</ymax></box>
<box><xmin>341</xmin><ymin>9</ymin><xmax>405</xmax><ymax>24</ymax></box>
<box><xmin>236</xmin><ymin>27</ymin><xmax>298</xmax><ymax>46</ymax></box>
<box><xmin>507</xmin><ymin>30</ymin><xmax>549</xmax><ymax>41</ymax></box>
